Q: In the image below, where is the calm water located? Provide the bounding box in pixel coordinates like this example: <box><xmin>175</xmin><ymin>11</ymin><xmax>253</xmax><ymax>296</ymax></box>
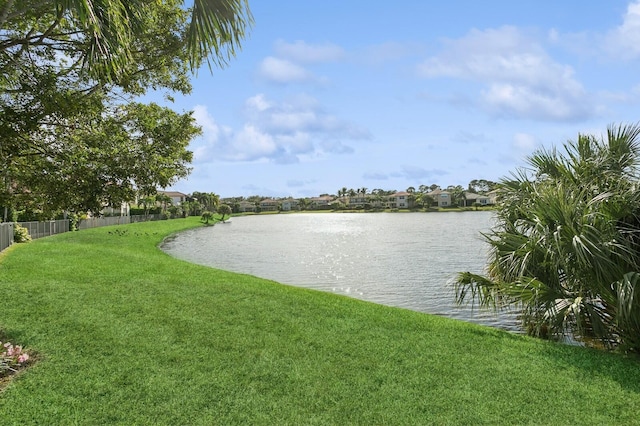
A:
<box><xmin>162</xmin><ymin>211</ymin><xmax>521</xmax><ymax>332</ymax></box>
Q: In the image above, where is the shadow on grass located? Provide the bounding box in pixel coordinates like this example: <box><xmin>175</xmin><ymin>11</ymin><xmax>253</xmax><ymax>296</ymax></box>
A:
<box><xmin>465</xmin><ymin>324</ymin><xmax>640</xmax><ymax>394</ymax></box>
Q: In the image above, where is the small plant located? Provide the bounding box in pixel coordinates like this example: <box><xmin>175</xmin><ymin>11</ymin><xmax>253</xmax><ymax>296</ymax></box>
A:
<box><xmin>13</xmin><ymin>223</ymin><xmax>31</xmax><ymax>243</ymax></box>
<box><xmin>1</xmin><ymin>341</ymin><xmax>30</xmax><ymax>377</ymax></box>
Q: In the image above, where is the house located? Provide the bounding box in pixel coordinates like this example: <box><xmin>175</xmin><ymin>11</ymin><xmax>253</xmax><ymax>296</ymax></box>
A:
<box><xmin>102</xmin><ymin>202</ymin><xmax>130</xmax><ymax>216</ymax></box>
<box><xmin>157</xmin><ymin>190</ymin><xmax>188</xmax><ymax>206</ymax></box>
<box><xmin>486</xmin><ymin>189</ymin><xmax>500</xmax><ymax>205</ymax></box>
<box><xmin>388</xmin><ymin>191</ymin><xmax>412</xmax><ymax>209</ymax></box>
<box><xmin>309</xmin><ymin>195</ymin><xmax>334</xmax><ymax>210</ymax></box>
<box><xmin>461</xmin><ymin>192</ymin><xmax>491</xmax><ymax>207</ymax></box>
<box><xmin>237</xmin><ymin>200</ymin><xmax>256</xmax><ymax>213</ymax></box>
<box><xmin>280</xmin><ymin>198</ymin><xmax>300</xmax><ymax>211</ymax></box>
<box><xmin>347</xmin><ymin>195</ymin><xmax>368</xmax><ymax>208</ymax></box>
<box><xmin>259</xmin><ymin>198</ymin><xmax>279</xmax><ymax>212</ymax></box>
<box><xmin>426</xmin><ymin>189</ymin><xmax>451</xmax><ymax>207</ymax></box>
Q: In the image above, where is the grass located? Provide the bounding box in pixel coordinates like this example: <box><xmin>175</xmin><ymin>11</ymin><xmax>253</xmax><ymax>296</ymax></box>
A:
<box><xmin>1</xmin><ymin>217</ymin><xmax>639</xmax><ymax>424</ymax></box>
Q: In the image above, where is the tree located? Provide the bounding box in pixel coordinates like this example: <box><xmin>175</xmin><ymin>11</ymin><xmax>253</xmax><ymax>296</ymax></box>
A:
<box><xmin>468</xmin><ymin>179</ymin><xmax>498</xmax><ymax>194</ymax></box>
<box><xmin>1</xmin><ymin>1</ymin><xmax>252</xmax><ymax>218</ymax></box>
<box><xmin>446</xmin><ymin>185</ymin><xmax>465</xmax><ymax>207</ymax></box>
<box><xmin>192</xmin><ymin>192</ymin><xmax>220</xmax><ymax>212</ymax></box>
<box><xmin>201</xmin><ymin>210</ymin><xmax>214</xmax><ymax>224</ymax></box>
<box><xmin>406</xmin><ymin>186</ymin><xmax>415</xmax><ymax>193</ymax></box>
<box><xmin>0</xmin><ymin>0</ymin><xmax>253</xmax><ymax>79</ymax></box>
<box><xmin>217</xmin><ymin>204</ymin><xmax>232</xmax><ymax>222</ymax></box>
<box><xmin>455</xmin><ymin>123</ymin><xmax>640</xmax><ymax>352</ymax></box>
<box><xmin>138</xmin><ymin>195</ymin><xmax>157</xmax><ymax>216</ymax></box>
<box><xmin>155</xmin><ymin>193</ymin><xmax>173</xmax><ymax>213</ymax></box>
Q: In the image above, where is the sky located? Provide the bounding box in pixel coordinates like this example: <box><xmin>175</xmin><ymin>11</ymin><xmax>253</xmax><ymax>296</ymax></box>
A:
<box><xmin>158</xmin><ymin>0</ymin><xmax>640</xmax><ymax>199</ymax></box>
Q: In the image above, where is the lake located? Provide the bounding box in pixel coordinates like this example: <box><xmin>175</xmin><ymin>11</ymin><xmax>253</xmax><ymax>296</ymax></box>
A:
<box><xmin>161</xmin><ymin>211</ymin><xmax>521</xmax><ymax>332</ymax></box>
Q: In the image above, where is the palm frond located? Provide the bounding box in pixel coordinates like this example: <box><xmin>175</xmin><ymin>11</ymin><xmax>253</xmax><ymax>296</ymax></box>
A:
<box><xmin>186</xmin><ymin>0</ymin><xmax>253</xmax><ymax>72</ymax></box>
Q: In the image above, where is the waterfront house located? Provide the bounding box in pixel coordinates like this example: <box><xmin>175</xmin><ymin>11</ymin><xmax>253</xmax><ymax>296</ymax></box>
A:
<box><xmin>388</xmin><ymin>191</ymin><xmax>412</xmax><ymax>209</ymax></box>
<box><xmin>310</xmin><ymin>195</ymin><xmax>334</xmax><ymax>210</ymax></box>
<box><xmin>259</xmin><ymin>199</ymin><xmax>279</xmax><ymax>212</ymax></box>
<box><xmin>281</xmin><ymin>198</ymin><xmax>300</xmax><ymax>211</ymax></box>
<box><xmin>237</xmin><ymin>200</ymin><xmax>256</xmax><ymax>213</ymax></box>
<box><xmin>426</xmin><ymin>189</ymin><xmax>451</xmax><ymax>207</ymax></box>
<box><xmin>461</xmin><ymin>192</ymin><xmax>491</xmax><ymax>207</ymax></box>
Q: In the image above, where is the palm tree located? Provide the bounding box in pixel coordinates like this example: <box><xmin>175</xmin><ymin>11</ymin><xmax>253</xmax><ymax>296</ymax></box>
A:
<box><xmin>446</xmin><ymin>185</ymin><xmax>464</xmax><ymax>207</ymax></box>
<box><xmin>455</xmin><ymin>123</ymin><xmax>640</xmax><ymax>352</ymax></box>
<box><xmin>155</xmin><ymin>193</ymin><xmax>172</xmax><ymax>213</ymax></box>
<box><xmin>406</xmin><ymin>186</ymin><xmax>415</xmax><ymax>194</ymax></box>
<box><xmin>217</xmin><ymin>204</ymin><xmax>232</xmax><ymax>222</ymax></box>
<box><xmin>12</xmin><ymin>0</ymin><xmax>254</xmax><ymax>76</ymax></box>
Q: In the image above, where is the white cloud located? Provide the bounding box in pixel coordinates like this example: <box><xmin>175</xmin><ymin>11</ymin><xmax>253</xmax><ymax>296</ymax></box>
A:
<box><xmin>603</xmin><ymin>1</ymin><xmax>640</xmax><ymax>59</ymax></box>
<box><xmin>513</xmin><ymin>132</ymin><xmax>537</xmax><ymax>152</ymax></box>
<box><xmin>274</xmin><ymin>39</ymin><xmax>345</xmax><ymax>63</ymax></box>
<box><xmin>229</xmin><ymin>125</ymin><xmax>278</xmax><ymax>161</ymax></box>
<box><xmin>191</xmin><ymin>95</ymin><xmax>370</xmax><ymax>164</ymax></box>
<box><xmin>245</xmin><ymin>94</ymin><xmax>271</xmax><ymax>112</ymax></box>
<box><xmin>258</xmin><ymin>56</ymin><xmax>314</xmax><ymax>83</ymax></box>
<box><xmin>417</xmin><ymin>26</ymin><xmax>593</xmax><ymax>121</ymax></box>
<box><xmin>192</xmin><ymin>104</ymin><xmax>220</xmax><ymax>139</ymax></box>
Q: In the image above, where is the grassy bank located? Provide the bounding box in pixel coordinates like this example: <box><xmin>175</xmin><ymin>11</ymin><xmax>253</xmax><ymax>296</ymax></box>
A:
<box><xmin>1</xmin><ymin>217</ymin><xmax>639</xmax><ymax>424</ymax></box>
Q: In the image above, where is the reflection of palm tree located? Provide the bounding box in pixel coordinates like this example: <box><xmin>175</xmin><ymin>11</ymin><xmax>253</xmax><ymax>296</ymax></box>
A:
<box><xmin>456</xmin><ymin>123</ymin><xmax>640</xmax><ymax>351</ymax></box>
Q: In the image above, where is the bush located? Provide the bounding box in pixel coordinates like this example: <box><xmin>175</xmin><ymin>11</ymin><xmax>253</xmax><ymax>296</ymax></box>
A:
<box><xmin>13</xmin><ymin>224</ymin><xmax>31</xmax><ymax>243</ymax></box>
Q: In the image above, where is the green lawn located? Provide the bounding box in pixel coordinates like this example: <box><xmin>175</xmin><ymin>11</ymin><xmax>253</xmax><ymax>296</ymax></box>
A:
<box><xmin>1</xmin><ymin>217</ymin><xmax>639</xmax><ymax>424</ymax></box>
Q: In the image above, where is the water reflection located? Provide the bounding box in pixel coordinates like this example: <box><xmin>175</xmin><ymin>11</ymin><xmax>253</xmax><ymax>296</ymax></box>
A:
<box><xmin>162</xmin><ymin>212</ymin><xmax>521</xmax><ymax>332</ymax></box>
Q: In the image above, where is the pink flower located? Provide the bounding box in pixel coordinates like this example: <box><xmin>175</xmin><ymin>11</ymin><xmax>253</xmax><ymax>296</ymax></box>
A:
<box><xmin>5</xmin><ymin>345</ymin><xmax>15</xmax><ymax>357</ymax></box>
<box><xmin>17</xmin><ymin>354</ymin><xmax>29</xmax><ymax>363</ymax></box>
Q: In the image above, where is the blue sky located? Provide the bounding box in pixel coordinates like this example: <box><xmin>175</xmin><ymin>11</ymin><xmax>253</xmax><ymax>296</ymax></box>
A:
<box><xmin>160</xmin><ymin>0</ymin><xmax>640</xmax><ymax>198</ymax></box>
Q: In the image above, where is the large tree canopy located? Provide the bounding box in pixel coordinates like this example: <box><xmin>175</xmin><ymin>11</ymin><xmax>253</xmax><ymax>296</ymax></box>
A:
<box><xmin>456</xmin><ymin>123</ymin><xmax>640</xmax><ymax>353</ymax></box>
<box><xmin>0</xmin><ymin>0</ymin><xmax>252</xmax><ymax>219</ymax></box>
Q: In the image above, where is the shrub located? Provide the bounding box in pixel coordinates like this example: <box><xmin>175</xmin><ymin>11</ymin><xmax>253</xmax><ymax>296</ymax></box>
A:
<box><xmin>13</xmin><ymin>224</ymin><xmax>31</xmax><ymax>243</ymax></box>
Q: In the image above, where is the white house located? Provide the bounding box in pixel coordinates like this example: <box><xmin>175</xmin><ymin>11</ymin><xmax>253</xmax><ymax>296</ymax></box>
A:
<box><xmin>426</xmin><ymin>189</ymin><xmax>451</xmax><ymax>207</ymax></box>
<box><xmin>388</xmin><ymin>191</ymin><xmax>411</xmax><ymax>209</ymax></box>
<box><xmin>158</xmin><ymin>191</ymin><xmax>188</xmax><ymax>206</ymax></box>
